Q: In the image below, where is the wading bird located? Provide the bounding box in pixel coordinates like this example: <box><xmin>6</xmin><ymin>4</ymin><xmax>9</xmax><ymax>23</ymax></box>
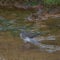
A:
<box><xmin>20</xmin><ymin>29</ymin><xmax>41</xmax><ymax>48</ymax></box>
<box><xmin>20</xmin><ymin>29</ymin><xmax>58</xmax><ymax>53</ymax></box>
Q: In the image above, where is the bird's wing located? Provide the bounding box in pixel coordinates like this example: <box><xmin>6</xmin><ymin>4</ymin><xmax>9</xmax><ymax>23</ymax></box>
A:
<box><xmin>30</xmin><ymin>38</ymin><xmax>40</xmax><ymax>46</ymax></box>
<box><xmin>28</xmin><ymin>31</ymin><xmax>48</xmax><ymax>38</ymax></box>
<box><xmin>27</xmin><ymin>32</ymin><xmax>40</xmax><ymax>38</ymax></box>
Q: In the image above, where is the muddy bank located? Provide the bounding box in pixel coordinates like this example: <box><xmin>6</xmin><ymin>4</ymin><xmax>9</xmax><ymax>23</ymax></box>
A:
<box><xmin>0</xmin><ymin>0</ymin><xmax>43</xmax><ymax>10</ymax></box>
<box><xmin>25</xmin><ymin>13</ymin><xmax>60</xmax><ymax>21</ymax></box>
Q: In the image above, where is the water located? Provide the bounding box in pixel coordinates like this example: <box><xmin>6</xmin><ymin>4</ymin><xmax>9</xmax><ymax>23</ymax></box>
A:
<box><xmin>34</xmin><ymin>35</ymin><xmax>60</xmax><ymax>53</ymax></box>
<box><xmin>0</xmin><ymin>9</ymin><xmax>60</xmax><ymax>54</ymax></box>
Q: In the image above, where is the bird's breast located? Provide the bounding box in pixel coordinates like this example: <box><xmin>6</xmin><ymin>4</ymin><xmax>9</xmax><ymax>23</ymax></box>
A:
<box><xmin>24</xmin><ymin>37</ymin><xmax>31</xmax><ymax>42</ymax></box>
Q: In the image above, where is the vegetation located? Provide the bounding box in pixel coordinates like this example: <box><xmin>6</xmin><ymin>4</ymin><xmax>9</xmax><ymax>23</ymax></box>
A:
<box><xmin>0</xmin><ymin>0</ymin><xmax>60</xmax><ymax>7</ymax></box>
<box><xmin>44</xmin><ymin>0</ymin><xmax>60</xmax><ymax>7</ymax></box>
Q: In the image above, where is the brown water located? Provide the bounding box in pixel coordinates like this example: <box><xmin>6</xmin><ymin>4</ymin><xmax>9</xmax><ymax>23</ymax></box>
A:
<box><xmin>0</xmin><ymin>8</ymin><xmax>60</xmax><ymax>60</ymax></box>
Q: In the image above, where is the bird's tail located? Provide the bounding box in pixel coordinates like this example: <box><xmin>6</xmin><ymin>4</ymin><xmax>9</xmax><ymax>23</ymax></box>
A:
<box><xmin>30</xmin><ymin>38</ymin><xmax>60</xmax><ymax>53</ymax></box>
<box><xmin>30</xmin><ymin>38</ymin><xmax>41</xmax><ymax>47</ymax></box>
